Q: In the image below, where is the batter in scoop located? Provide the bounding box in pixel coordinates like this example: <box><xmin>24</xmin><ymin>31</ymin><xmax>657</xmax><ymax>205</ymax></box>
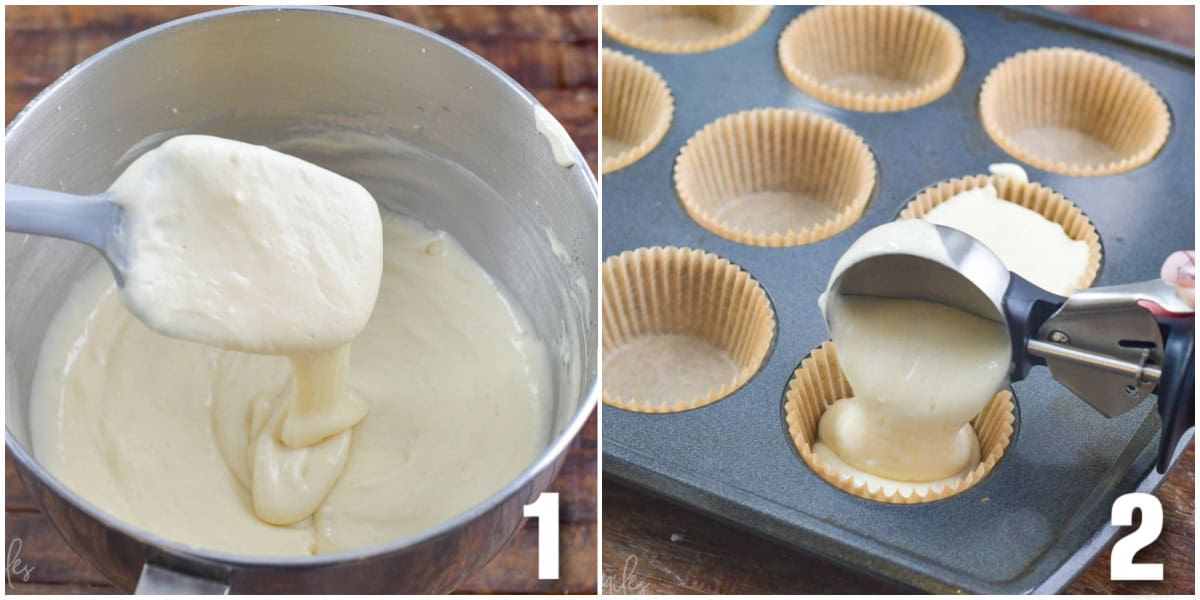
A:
<box><xmin>31</xmin><ymin>138</ymin><xmax>551</xmax><ymax>554</ymax></box>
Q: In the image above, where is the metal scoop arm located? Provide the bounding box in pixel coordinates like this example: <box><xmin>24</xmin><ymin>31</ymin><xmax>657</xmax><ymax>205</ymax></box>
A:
<box><xmin>1004</xmin><ymin>275</ymin><xmax>1195</xmax><ymax>472</ymax></box>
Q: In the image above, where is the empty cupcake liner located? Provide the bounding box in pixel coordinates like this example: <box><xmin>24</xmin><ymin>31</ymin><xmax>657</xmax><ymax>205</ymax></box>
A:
<box><xmin>778</xmin><ymin>5</ymin><xmax>965</xmax><ymax>112</ymax></box>
<box><xmin>899</xmin><ymin>173</ymin><xmax>1103</xmax><ymax>295</ymax></box>
<box><xmin>979</xmin><ymin>47</ymin><xmax>1171</xmax><ymax>176</ymax></box>
<box><xmin>783</xmin><ymin>341</ymin><xmax>1015</xmax><ymax>504</ymax></box>
<box><xmin>602</xmin><ymin>49</ymin><xmax>674</xmax><ymax>175</ymax></box>
<box><xmin>603</xmin><ymin>246</ymin><xmax>776</xmax><ymax>413</ymax></box>
<box><xmin>674</xmin><ymin>108</ymin><xmax>876</xmax><ymax>247</ymax></box>
<box><xmin>603</xmin><ymin>5</ymin><xmax>773</xmax><ymax>54</ymax></box>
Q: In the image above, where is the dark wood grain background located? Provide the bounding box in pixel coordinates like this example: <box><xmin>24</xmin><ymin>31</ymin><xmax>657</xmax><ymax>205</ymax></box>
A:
<box><xmin>601</xmin><ymin>4</ymin><xmax>1196</xmax><ymax>596</ymax></box>
<box><xmin>4</xmin><ymin>5</ymin><xmax>597</xmax><ymax>595</ymax></box>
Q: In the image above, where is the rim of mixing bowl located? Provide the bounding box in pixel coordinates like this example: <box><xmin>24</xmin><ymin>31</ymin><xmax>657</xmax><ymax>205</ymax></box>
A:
<box><xmin>4</xmin><ymin>4</ymin><xmax>599</xmax><ymax>569</ymax></box>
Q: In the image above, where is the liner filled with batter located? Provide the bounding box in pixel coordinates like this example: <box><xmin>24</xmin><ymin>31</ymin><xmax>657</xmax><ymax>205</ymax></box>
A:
<box><xmin>900</xmin><ymin>170</ymin><xmax>1103</xmax><ymax>296</ymax></box>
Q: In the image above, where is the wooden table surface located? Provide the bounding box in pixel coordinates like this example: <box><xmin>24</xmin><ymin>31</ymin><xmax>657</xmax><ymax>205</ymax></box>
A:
<box><xmin>4</xmin><ymin>5</ymin><xmax>596</xmax><ymax>595</ymax></box>
<box><xmin>602</xmin><ymin>5</ymin><xmax>1196</xmax><ymax>596</ymax></box>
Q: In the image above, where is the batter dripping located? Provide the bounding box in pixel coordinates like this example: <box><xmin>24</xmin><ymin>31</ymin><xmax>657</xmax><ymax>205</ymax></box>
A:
<box><xmin>103</xmin><ymin>135</ymin><xmax>384</xmax><ymax>524</ymax></box>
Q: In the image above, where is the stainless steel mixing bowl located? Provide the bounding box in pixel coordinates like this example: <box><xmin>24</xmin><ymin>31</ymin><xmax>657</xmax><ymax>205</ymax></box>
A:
<box><xmin>4</xmin><ymin>6</ymin><xmax>597</xmax><ymax>593</ymax></box>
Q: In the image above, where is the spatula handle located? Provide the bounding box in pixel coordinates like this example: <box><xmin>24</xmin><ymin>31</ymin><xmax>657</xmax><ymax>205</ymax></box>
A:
<box><xmin>4</xmin><ymin>183</ymin><xmax>118</xmax><ymax>251</ymax></box>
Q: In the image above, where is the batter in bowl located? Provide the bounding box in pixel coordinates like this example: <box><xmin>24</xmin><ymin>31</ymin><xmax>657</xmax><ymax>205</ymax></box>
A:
<box><xmin>30</xmin><ymin>136</ymin><xmax>551</xmax><ymax>555</ymax></box>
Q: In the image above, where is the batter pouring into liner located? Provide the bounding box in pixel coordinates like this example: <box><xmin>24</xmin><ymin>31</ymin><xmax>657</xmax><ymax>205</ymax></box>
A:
<box><xmin>815</xmin><ymin>220</ymin><xmax>1012</xmax><ymax>496</ymax></box>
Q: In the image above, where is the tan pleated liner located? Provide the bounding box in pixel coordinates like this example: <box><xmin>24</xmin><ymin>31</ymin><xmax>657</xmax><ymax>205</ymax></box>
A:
<box><xmin>603</xmin><ymin>247</ymin><xmax>775</xmax><ymax>413</ymax></box>
<box><xmin>899</xmin><ymin>174</ymin><xmax>1103</xmax><ymax>295</ymax></box>
<box><xmin>603</xmin><ymin>6</ymin><xmax>773</xmax><ymax>54</ymax></box>
<box><xmin>783</xmin><ymin>342</ymin><xmax>1015</xmax><ymax>504</ymax></box>
<box><xmin>674</xmin><ymin>108</ymin><xmax>876</xmax><ymax>247</ymax></box>
<box><xmin>602</xmin><ymin>49</ymin><xmax>674</xmax><ymax>175</ymax></box>
<box><xmin>778</xmin><ymin>6</ymin><xmax>965</xmax><ymax>112</ymax></box>
<box><xmin>979</xmin><ymin>47</ymin><xmax>1170</xmax><ymax>176</ymax></box>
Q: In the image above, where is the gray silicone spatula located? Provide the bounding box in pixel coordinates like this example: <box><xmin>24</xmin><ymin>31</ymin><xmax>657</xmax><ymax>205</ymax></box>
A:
<box><xmin>5</xmin><ymin>183</ymin><xmax>126</xmax><ymax>285</ymax></box>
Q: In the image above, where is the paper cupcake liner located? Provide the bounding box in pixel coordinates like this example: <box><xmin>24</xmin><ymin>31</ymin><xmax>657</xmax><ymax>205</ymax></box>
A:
<box><xmin>603</xmin><ymin>6</ymin><xmax>772</xmax><ymax>54</ymax></box>
<box><xmin>602</xmin><ymin>49</ymin><xmax>674</xmax><ymax>175</ymax></box>
<box><xmin>603</xmin><ymin>247</ymin><xmax>775</xmax><ymax>413</ymax></box>
<box><xmin>783</xmin><ymin>341</ymin><xmax>1015</xmax><ymax>504</ymax></box>
<box><xmin>899</xmin><ymin>174</ymin><xmax>1103</xmax><ymax>295</ymax></box>
<box><xmin>778</xmin><ymin>6</ymin><xmax>965</xmax><ymax>112</ymax></box>
<box><xmin>979</xmin><ymin>47</ymin><xmax>1170</xmax><ymax>176</ymax></box>
<box><xmin>674</xmin><ymin>108</ymin><xmax>876</xmax><ymax>247</ymax></box>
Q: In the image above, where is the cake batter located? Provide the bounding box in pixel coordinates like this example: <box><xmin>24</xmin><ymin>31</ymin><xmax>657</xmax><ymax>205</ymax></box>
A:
<box><xmin>31</xmin><ymin>142</ymin><xmax>551</xmax><ymax>554</ymax></box>
<box><xmin>104</xmin><ymin>135</ymin><xmax>386</xmax><ymax>524</ymax></box>
<box><xmin>534</xmin><ymin>105</ymin><xmax>577</xmax><ymax>168</ymax></box>
<box><xmin>109</xmin><ymin>134</ymin><xmax>382</xmax><ymax>355</ymax></box>
<box><xmin>817</xmin><ymin>220</ymin><xmax>1012</xmax><ymax>495</ymax></box>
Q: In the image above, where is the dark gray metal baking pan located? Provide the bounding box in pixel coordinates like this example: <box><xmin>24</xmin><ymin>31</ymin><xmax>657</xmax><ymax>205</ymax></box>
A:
<box><xmin>601</xmin><ymin>5</ymin><xmax>1195</xmax><ymax>594</ymax></box>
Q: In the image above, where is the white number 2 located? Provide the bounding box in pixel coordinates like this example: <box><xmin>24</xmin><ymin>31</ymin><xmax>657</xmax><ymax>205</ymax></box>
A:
<box><xmin>523</xmin><ymin>492</ymin><xmax>560</xmax><ymax>580</ymax></box>
<box><xmin>1110</xmin><ymin>492</ymin><xmax>1163</xmax><ymax>581</ymax></box>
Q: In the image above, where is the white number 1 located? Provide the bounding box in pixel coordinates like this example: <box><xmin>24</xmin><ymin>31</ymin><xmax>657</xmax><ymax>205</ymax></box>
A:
<box><xmin>524</xmin><ymin>492</ymin><xmax>560</xmax><ymax>580</ymax></box>
<box><xmin>1110</xmin><ymin>492</ymin><xmax>1163</xmax><ymax>581</ymax></box>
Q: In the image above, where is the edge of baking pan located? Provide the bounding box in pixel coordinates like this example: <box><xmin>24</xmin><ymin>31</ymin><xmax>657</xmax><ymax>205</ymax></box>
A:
<box><xmin>605</xmin><ymin>426</ymin><xmax>1192</xmax><ymax>594</ymax></box>
<box><xmin>992</xmin><ymin>6</ymin><xmax>1194</xmax><ymax>63</ymax></box>
<box><xmin>1032</xmin><ymin>427</ymin><xmax>1194</xmax><ymax>594</ymax></box>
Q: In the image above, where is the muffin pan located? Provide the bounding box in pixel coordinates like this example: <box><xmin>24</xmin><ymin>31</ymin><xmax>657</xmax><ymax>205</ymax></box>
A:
<box><xmin>602</xmin><ymin>6</ymin><xmax>1194</xmax><ymax>594</ymax></box>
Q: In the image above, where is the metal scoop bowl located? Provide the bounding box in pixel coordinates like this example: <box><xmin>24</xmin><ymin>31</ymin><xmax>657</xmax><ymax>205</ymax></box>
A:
<box><xmin>824</xmin><ymin>220</ymin><xmax>1194</xmax><ymax>472</ymax></box>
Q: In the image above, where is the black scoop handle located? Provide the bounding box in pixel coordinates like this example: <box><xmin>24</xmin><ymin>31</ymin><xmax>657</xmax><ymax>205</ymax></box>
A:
<box><xmin>1001</xmin><ymin>273</ymin><xmax>1064</xmax><ymax>381</ymax></box>
<box><xmin>1153</xmin><ymin>312</ymin><xmax>1194</xmax><ymax>472</ymax></box>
